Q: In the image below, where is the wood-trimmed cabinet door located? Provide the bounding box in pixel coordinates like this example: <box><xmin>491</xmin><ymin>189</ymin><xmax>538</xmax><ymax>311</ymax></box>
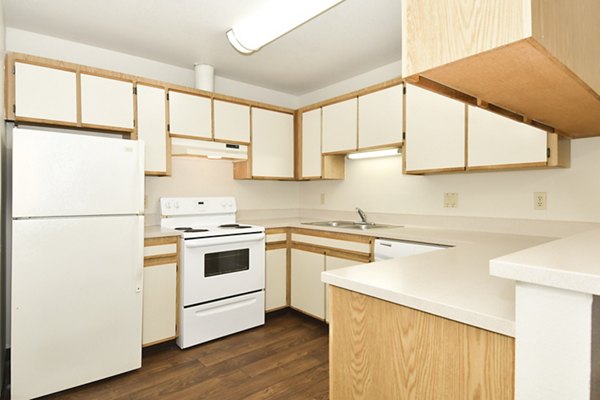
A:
<box><xmin>13</xmin><ymin>62</ymin><xmax>78</xmax><ymax>124</ymax></box>
<box><xmin>80</xmin><ymin>74</ymin><xmax>134</xmax><ymax>130</ymax></box>
<box><xmin>324</xmin><ymin>256</ymin><xmax>360</xmax><ymax>322</ymax></box>
<box><xmin>301</xmin><ymin>108</ymin><xmax>322</xmax><ymax>178</ymax></box>
<box><xmin>404</xmin><ymin>84</ymin><xmax>466</xmax><ymax>174</ymax></box>
<box><xmin>467</xmin><ymin>105</ymin><xmax>549</xmax><ymax>170</ymax></box>
<box><xmin>322</xmin><ymin>98</ymin><xmax>358</xmax><ymax>154</ymax></box>
<box><xmin>265</xmin><ymin>248</ymin><xmax>287</xmax><ymax>311</ymax></box>
<box><xmin>137</xmin><ymin>84</ymin><xmax>169</xmax><ymax>175</ymax></box>
<box><xmin>291</xmin><ymin>249</ymin><xmax>325</xmax><ymax>319</ymax></box>
<box><xmin>143</xmin><ymin>237</ymin><xmax>178</xmax><ymax>347</ymax></box>
<box><xmin>167</xmin><ymin>90</ymin><xmax>212</xmax><ymax>139</ymax></box>
<box><xmin>213</xmin><ymin>100</ymin><xmax>250</xmax><ymax>143</ymax></box>
<box><xmin>358</xmin><ymin>84</ymin><xmax>404</xmax><ymax>150</ymax></box>
<box><xmin>251</xmin><ymin>108</ymin><xmax>294</xmax><ymax>178</ymax></box>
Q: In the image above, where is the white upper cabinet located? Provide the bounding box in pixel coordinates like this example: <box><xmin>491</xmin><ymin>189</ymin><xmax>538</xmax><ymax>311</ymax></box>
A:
<box><xmin>137</xmin><ymin>84</ymin><xmax>168</xmax><ymax>175</ymax></box>
<box><xmin>301</xmin><ymin>108</ymin><xmax>322</xmax><ymax>178</ymax></box>
<box><xmin>404</xmin><ymin>84</ymin><xmax>466</xmax><ymax>173</ymax></box>
<box><xmin>358</xmin><ymin>85</ymin><xmax>404</xmax><ymax>149</ymax></box>
<box><xmin>251</xmin><ymin>108</ymin><xmax>294</xmax><ymax>178</ymax></box>
<box><xmin>467</xmin><ymin>106</ymin><xmax>548</xmax><ymax>168</ymax></box>
<box><xmin>80</xmin><ymin>74</ymin><xmax>134</xmax><ymax>129</ymax></box>
<box><xmin>14</xmin><ymin>62</ymin><xmax>77</xmax><ymax>123</ymax></box>
<box><xmin>322</xmin><ymin>98</ymin><xmax>358</xmax><ymax>154</ymax></box>
<box><xmin>213</xmin><ymin>100</ymin><xmax>250</xmax><ymax>143</ymax></box>
<box><xmin>168</xmin><ymin>91</ymin><xmax>212</xmax><ymax>139</ymax></box>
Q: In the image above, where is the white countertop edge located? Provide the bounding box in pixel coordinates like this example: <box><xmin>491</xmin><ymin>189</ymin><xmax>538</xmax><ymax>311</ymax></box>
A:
<box><xmin>490</xmin><ymin>260</ymin><xmax>600</xmax><ymax>296</ymax></box>
<box><xmin>489</xmin><ymin>228</ymin><xmax>600</xmax><ymax>296</ymax></box>
<box><xmin>322</xmin><ymin>271</ymin><xmax>515</xmax><ymax>337</ymax></box>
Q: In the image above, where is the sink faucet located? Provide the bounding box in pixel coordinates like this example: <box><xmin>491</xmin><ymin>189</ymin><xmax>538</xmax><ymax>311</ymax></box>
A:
<box><xmin>356</xmin><ymin>207</ymin><xmax>367</xmax><ymax>223</ymax></box>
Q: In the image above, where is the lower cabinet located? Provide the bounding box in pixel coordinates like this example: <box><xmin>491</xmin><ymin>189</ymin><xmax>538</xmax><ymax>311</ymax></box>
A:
<box><xmin>265</xmin><ymin>248</ymin><xmax>287</xmax><ymax>311</ymax></box>
<box><xmin>324</xmin><ymin>256</ymin><xmax>360</xmax><ymax>322</ymax></box>
<box><xmin>289</xmin><ymin>229</ymin><xmax>373</xmax><ymax>321</ymax></box>
<box><xmin>291</xmin><ymin>249</ymin><xmax>326</xmax><ymax>319</ymax></box>
<box><xmin>143</xmin><ymin>236</ymin><xmax>178</xmax><ymax>346</ymax></box>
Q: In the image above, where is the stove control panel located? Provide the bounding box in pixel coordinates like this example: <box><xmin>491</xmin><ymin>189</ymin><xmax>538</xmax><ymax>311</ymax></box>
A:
<box><xmin>160</xmin><ymin>197</ymin><xmax>236</xmax><ymax>216</ymax></box>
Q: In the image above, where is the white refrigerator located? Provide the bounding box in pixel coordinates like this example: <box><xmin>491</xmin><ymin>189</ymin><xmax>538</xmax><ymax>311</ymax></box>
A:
<box><xmin>8</xmin><ymin>127</ymin><xmax>144</xmax><ymax>400</ymax></box>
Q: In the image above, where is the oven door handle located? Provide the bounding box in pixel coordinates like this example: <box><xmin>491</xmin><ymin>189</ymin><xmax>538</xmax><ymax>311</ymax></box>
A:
<box><xmin>184</xmin><ymin>232</ymin><xmax>265</xmax><ymax>248</ymax></box>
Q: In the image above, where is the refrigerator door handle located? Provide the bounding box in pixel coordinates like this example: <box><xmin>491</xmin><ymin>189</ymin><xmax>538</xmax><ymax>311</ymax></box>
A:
<box><xmin>135</xmin><ymin>141</ymin><xmax>145</xmax><ymax>214</ymax></box>
<box><xmin>135</xmin><ymin>217</ymin><xmax>144</xmax><ymax>293</ymax></box>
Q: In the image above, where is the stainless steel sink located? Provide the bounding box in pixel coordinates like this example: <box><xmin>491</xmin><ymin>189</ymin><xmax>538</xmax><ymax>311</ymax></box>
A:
<box><xmin>302</xmin><ymin>221</ymin><xmax>400</xmax><ymax>230</ymax></box>
<box><xmin>342</xmin><ymin>222</ymin><xmax>398</xmax><ymax>230</ymax></box>
<box><xmin>302</xmin><ymin>220</ymin><xmax>354</xmax><ymax>227</ymax></box>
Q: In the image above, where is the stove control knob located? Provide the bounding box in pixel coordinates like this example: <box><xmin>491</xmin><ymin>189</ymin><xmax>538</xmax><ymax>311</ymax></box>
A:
<box><xmin>165</xmin><ymin>201</ymin><xmax>171</xmax><ymax>209</ymax></box>
<box><xmin>221</xmin><ymin>201</ymin><xmax>227</xmax><ymax>208</ymax></box>
<box><xmin>174</xmin><ymin>202</ymin><xmax>179</xmax><ymax>209</ymax></box>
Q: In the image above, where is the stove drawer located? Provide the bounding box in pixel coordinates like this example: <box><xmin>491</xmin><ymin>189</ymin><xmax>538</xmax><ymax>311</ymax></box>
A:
<box><xmin>177</xmin><ymin>291</ymin><xmax>265</xmax><ymax>349</ymax></box>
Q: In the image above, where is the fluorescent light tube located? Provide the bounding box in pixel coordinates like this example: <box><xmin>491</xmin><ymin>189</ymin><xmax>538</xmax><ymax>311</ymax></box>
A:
<box><xmin>227</xmin><ymin>0</ymin><xmax>345</xmax><ymax>54</ymax></box>
<box><xmin>347</xmin><ymin>148</ymin><xmax>401</xmax><ymax>160</ymax></box>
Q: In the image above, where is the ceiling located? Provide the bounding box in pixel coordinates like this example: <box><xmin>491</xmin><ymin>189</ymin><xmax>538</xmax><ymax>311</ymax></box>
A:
<box><xmin>3</xmin><ymin>0</ymin><xmax>402</xmax><ymax>95</ymax></box>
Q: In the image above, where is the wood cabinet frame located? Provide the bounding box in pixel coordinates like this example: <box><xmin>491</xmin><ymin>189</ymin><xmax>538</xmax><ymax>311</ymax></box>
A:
<box><xmin>265</xmin><ymin>226</ymin><xmax>375</xmax><ymax>318</ymax></box>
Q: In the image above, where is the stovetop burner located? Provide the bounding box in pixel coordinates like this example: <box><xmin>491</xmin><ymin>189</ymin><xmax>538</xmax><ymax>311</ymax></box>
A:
<box><xmin>219</xmin><ymin>224</ymin><xmax>252</xmax><ymax>229</ymax></box>
<box><xmin>175</xmin><ymin>227</ymin><xmax>209</xmax><ymax>233</ymax></box>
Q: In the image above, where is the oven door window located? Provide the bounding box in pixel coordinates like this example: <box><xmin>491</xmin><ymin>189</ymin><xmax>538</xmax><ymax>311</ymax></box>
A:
<box><xmin>204</xmin><ymin>249</ymin><xmax>250</xmax><ymax>277</ymax></box>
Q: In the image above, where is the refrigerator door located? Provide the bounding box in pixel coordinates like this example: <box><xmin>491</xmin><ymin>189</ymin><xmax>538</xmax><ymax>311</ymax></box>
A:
<box><xmin>11</xmin><ymin>127</ymin><xmax>144</xmax><ymax>218</ymax></box>
<box><xmin>11</xmin><ymin>215</ymin><xmax>144</xmax><ymax>400</ymax></box>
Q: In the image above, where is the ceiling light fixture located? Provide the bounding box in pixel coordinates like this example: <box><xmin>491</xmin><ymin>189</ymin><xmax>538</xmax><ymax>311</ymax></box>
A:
<box><xmin>347</xmin><ymin>148</ymin><xmax>402</xmax><ymax>160</ymax></box>
<box><xmin>226</xmin><ymin>0</ymin><xmax>345</xmax><ymax>55</ymax></box>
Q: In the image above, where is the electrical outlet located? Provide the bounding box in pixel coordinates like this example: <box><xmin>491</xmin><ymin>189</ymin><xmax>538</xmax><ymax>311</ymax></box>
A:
<box><xmin>534</xmin><ymin>192</ymin><xmax>547</xmax><ymax>210</ymax></box>
<box><xmin>320</xmin><ymin>193</ymin><xmax>326</xmax><ymax>205</ymax></box>
<box><xmin>444</xmin><ymin>192</ymin><xmax>458</xmax><ymax>208</ymax></box>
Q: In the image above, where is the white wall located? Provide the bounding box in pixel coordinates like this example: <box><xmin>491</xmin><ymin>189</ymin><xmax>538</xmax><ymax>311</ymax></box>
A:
<box><xmin>300</xmin><ymin>137</ymin><xmax>600</xmax><ymax>223</ymax></box>
<box><xmin>298</xmin><ymin>59</ymin><xmax>402</xmax><ymax>107</ymax></box>
<box><xmin>145</xmin><ymin>158</ymin><xmax>299</xmax><ymax>225</ymax></box>
<box><xmin>5</xmin><ymin>28</ymin><xmax>298</xmax><ymax>108</ymax></box>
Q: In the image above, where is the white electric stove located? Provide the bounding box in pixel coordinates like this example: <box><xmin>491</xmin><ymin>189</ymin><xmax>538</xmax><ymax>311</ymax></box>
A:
<box><xmin>160</xmin><ymin>197</ymin><xmax>265</xmax><ymax>349</ymax></box>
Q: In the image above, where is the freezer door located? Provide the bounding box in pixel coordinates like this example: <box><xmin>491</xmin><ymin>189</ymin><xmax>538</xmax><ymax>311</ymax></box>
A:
<box><xmin>11</xmin><ymin>215</ymin><xmax>143</xmax><ymax>400</ymax></box>
<box><xmin>12</xmin><ymin>127</ymin><xmax>144</xmax><ymax>217</ymax></box>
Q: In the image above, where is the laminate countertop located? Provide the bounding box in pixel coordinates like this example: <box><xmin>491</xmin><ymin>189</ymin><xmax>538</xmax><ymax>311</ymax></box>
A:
<box><xmin>490</xmin><ymin>227</ymin><xmax>600</xmax><ymax>296</ymax></box>
<box><xmin>239</xmin><ymin>217</ymin><xmax>555</xmax><ymax>337</ymax></box>
<box><xmin>144</xmin><ymin>225</ymin><xmax>182</xmax><ymax>239</ymax></box>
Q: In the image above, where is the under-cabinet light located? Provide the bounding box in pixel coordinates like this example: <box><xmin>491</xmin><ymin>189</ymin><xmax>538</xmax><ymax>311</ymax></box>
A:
<box><xmin>227</xmin><ymin>0</ymin><xmax>345</xmax><ymax>55</ymax></box>
<box><xmin>347</xmin><ymin>148</ymin><xmax>401</xmax><ymax>160</ymax></box>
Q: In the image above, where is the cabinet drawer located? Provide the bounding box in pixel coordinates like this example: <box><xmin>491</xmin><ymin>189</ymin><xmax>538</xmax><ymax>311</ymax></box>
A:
<box><xmin>266</xmin><ymin>233</ymin><xmax>287</xmax><ymax>243</ymax></box>
<box><xmin>144</xmin><ymin>243</ymin><xmax>177</xmax><ymax>257</ymax></box>
<box><xmin>291</xmin><ymin>233</ymin><xmax>370</xmax><ymax>253</ymax></box>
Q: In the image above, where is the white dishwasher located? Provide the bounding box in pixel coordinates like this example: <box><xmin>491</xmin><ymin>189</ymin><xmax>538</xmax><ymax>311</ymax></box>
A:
<box><xmin>374</xmin><ymin>238</ymin><xmax>448</xmax><ymax>261</ymax></box>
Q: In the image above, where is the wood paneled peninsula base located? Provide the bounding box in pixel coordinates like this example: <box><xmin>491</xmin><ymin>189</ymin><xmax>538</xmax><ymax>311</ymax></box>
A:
<box><xmin>329</xmin><ymin>286</ymin><xmax>515</xmax><ymax>399</ymax></box>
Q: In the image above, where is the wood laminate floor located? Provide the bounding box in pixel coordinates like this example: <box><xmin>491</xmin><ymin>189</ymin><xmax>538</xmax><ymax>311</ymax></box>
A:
<box><xmin>37</xmin><ymin>309</ymin><xmax>329</xmax><ymax>400</ymax></box>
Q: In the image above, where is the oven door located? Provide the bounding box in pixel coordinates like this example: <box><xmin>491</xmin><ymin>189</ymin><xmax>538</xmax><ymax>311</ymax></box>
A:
<box><xmin>181</xmin><ymin>232</ymin><xmax>265</xmax><ymax>305</ymax></box>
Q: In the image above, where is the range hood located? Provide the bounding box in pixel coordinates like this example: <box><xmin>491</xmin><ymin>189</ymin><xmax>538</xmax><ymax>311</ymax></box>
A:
<box><xmin>402</xmin><ymin>0</ymin><xmax>600</xmax><ymax>139</ymax></box>
<box><xmin>171</xmin><ymin>137</ymin><xmax>248</xmax><ymax>160</ymax></box>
